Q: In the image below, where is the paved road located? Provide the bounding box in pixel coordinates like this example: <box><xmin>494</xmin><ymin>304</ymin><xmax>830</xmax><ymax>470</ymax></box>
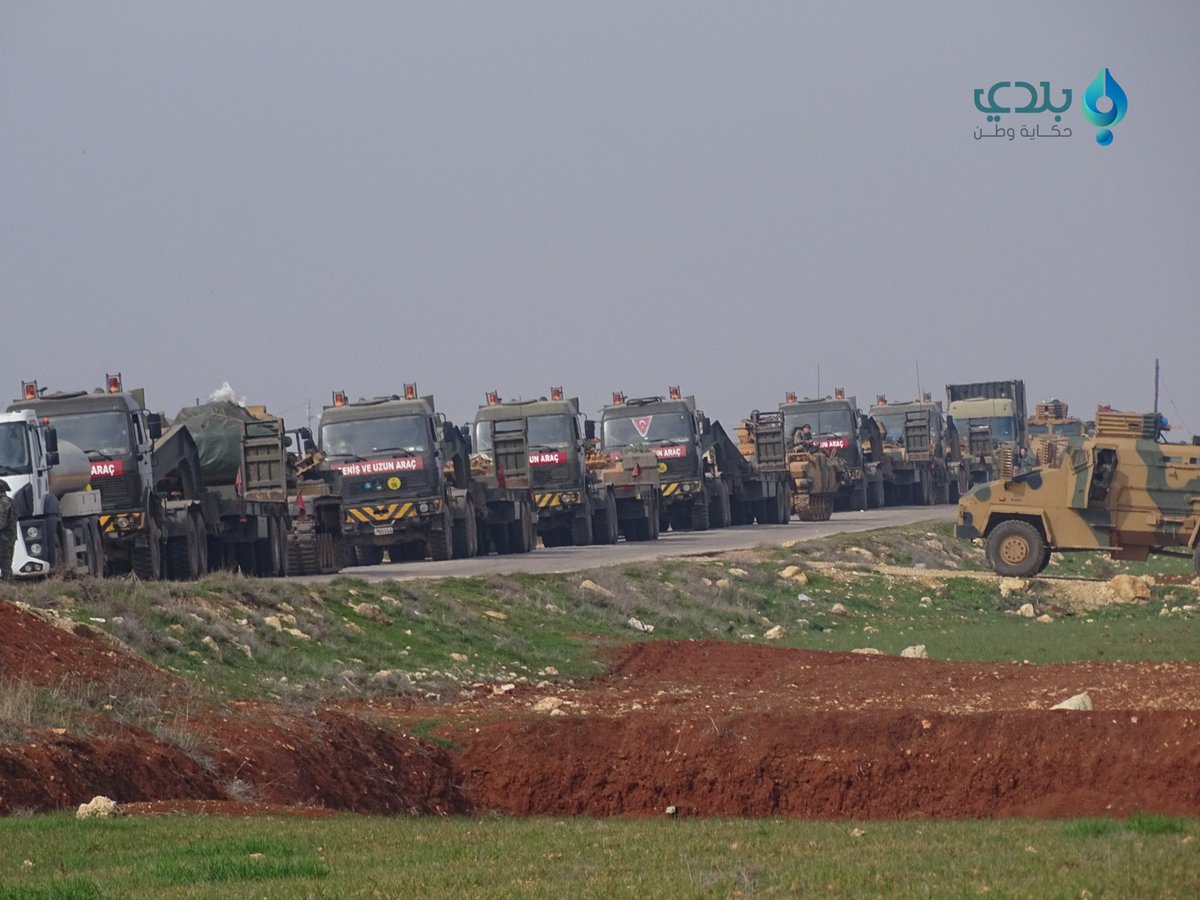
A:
<box><xmin>312</xmin><ymin>506</ymin><xmax>957</xmax><ymax>582</ymax></box>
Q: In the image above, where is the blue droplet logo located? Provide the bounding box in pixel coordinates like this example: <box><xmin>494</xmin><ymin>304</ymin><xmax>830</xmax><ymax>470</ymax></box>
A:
<box><xmin>1082</xmin><ymin>69</ymin><xmax>1128</xmax><ymax>146</ymax></box>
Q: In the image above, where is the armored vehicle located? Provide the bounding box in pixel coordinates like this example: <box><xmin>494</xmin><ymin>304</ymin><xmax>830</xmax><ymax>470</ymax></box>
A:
<box><xmin>738</xmin><ymin>410</ymin><xmax>838</xmax><ymax>520</ymax></box>
<box><xmin>1026</xmin><ymin>399</ymin><xmax>1086</xmax><ymax>468</ymax></box>
<box><xmin>957</xmin><ymin>409</ymin><xmax>1200</xmax><ymax>577</ymax></box>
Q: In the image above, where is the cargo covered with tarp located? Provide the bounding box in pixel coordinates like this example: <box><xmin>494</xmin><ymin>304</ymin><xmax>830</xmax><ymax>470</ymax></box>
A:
<box><xmin>173</xmin><ymin>401</ymin><xmax>257</xmax><ymax>486</ymax></box>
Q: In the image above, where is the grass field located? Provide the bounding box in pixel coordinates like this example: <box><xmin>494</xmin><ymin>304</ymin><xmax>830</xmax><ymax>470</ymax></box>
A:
<box><xmin>1</xmin><ymin>813</ymin><xmax>1197</xmax><ymax>898</ymax></box>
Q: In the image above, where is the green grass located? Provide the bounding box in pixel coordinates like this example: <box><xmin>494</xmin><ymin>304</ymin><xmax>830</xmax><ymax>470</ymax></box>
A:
<box><xmin>0</xmin><ymin>814</ymin><xmax>1197</xmax><ymax>898</ymax></box>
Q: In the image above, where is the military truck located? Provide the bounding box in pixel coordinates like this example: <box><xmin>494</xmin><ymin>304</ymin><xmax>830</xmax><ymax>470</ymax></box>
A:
<box><xmin>1026</xmin><ymin>399</ymin><xmax>1086</xmax><ymax>468</ymax></box>
<box><xmin>779</xmin><ymin>390</ymin><xmax>886</xmax><ymax>511</ymax></box>
<box><xmin>473</xmin><ymin>389</ymin><xmax>620</xmax><ymax>547</ymax></box>
<box><xmin>600</xmin><ymin>388</ymin><xmax>789</xmax><ymax>531</ymax></box>
<box><xmin>946</xmin><ymin>379</ymin><xmax>1028</xmax><ymax>485</ymax></box>
<box><xmin>957</xmin><ymin>409</ymin><xmax>1200</xmax><ymax>577</ymax></box>
<box><xmin>319</xmin><ymin>385</ymin><xmax>535</xmax><ymax>565</ymax></box>
<box><xmin>0</xmin><ymin>401</ymin><xmax>104</xmax><ymax>578</ymax></box>
<box><xmin>738</xmin><ymin>410</ymin><xmax>839</xmax><ymax>520</ymax></box>
<box><xmin>868</xmin><ymin>394</ymin><xmax>966</xmax><ymax>505</ymax></box>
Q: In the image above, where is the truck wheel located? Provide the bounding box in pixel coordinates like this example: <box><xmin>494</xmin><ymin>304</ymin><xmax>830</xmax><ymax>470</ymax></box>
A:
<box><xmin>709</xmin><ymin>482</ymin><xmax>730</xmax><ymax>529</ymax></box>
<box><xmin>592</xmin><ymin>492</ymin><xmax>618</xmax><ymax>545</ymax></box>
<box><xmin>507</xmin><ymin>499</ymin><xmax>534</xmax><ymax>553</ymax></box>
<box><xmin>851</xmin><ymin>482</ymin><xmax>868</xmax><ymax>512</ymax></box>
<box><xmin>86</xmin><ymin>519</ymin><xmax>105</xmax><ymax>578</ymax></box>
<box><xmin>985</xmin><ymin>520</ymin><xmax>1049</xmax><ymax>578</ymax></box>
<box><xmin>353</xmin><ymin>544</ymin><xmax>384</xmax><ymax>566</ymax></box>
<box><xmin>570</xmin><ymin>499</ymin><xmax>594</xmax><ymax>546</ymax></box>
<box><xmin>691</xmin><ymin>492</ymin><xmax>711</xmax><ymax>531</ymax></box>
<box><xmin>777</xmin><ymin>488</ymin><xmax>791</xmax><ymax>525</ymax></box>
<box><xmin>452</xmin><ymin>499</ymin><xmax>478</xmax><ymax>559</ymax></box>
<box><xmin>132</xmin><ymin>517</ymin><xmax>162</xmax><ymax>581</ymax></box>
<box><xmin>166</xmin><ymin>514</ymin><xmax>202</xmax><ymax>580</ymax></box>
<box><xmin>430</xmin><ymin>510</ymin><xmax>454</xmax><ymax>561</ymax></box>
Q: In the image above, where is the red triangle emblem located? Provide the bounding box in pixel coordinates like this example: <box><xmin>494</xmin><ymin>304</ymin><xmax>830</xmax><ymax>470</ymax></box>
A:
<box><xmin>633</xmin><ymin>416</ymin><xmax>652</xmax><ymax>439</ymax></box>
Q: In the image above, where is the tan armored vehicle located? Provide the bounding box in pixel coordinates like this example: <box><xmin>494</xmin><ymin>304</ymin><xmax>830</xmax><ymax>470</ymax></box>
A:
<box><xmin>957</xmin><ymin>410</ymin><xmax>1200</xmax><ymax>577</ymax></box>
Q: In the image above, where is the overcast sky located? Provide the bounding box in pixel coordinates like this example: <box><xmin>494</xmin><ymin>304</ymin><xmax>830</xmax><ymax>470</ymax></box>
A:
<box><xmin>3</xmin><ymin>2</ymin><xmax>1197</xmax><ymax>436</ymax></box>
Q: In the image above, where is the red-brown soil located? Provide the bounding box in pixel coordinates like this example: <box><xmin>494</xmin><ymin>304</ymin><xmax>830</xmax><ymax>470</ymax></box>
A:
<box><xmin>3</xmin><ymin>602</ymin><xmax>1200</xmax><ymax>819</ymax></box>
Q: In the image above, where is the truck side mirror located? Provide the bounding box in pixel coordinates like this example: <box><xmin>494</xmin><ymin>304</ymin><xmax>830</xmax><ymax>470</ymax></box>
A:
<box><xmin>44</xmin><ymin>427</ymin><xmax>59</xmax><ymax>454</ymax></box>
<box><xmin>147</xmin><ymin>413</ymin><xmax>163</xmax><ymax>440</ymax></box>
<box><xmin>585</xmin><ymin>420</ymin><xmax>596</xmax><ymax>441</ymax></box>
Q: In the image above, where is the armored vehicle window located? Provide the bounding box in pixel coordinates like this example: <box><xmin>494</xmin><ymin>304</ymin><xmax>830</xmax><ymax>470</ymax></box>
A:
<box><xmin>1028</xmin><ymin>423</ymin><xmax>1048</xmax><ymax>436</ymax></box>
<box><xmin>783</xmin><ymin>409</ymin><xmax>854</xmax><ymax>438</ymax></box>
<box><xmin>602</xmin><ymin>412</ymin><xmax>691</xmax><ymax>448</ymax></box>
<box><xmin>527</xmin><ymin>414</ymin><xmax>574</xmax><ymax>449</ymax></box>
<box><xmin>46</xmin><ymin>412</ymin><xmax>132</xmax><ymax>456</ymax></box>
<box><xmin>0</xmin><ymin>423</ymin><xmax>31</xmax><ymax>474</ymax></box>
<box><xmin>321</xmin><ymin>415</ymin><xmax>429</xmax><ymax>457</ymax></box>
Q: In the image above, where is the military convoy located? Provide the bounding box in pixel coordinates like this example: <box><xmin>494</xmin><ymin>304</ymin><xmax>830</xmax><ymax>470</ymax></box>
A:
<box><xmin>957</xmin><ymin>409</ymin><xmax>1200</xmax><ymax>577</ymax></box>
<box><xmin>8</xmin><ymin>377</ymin><xmax>343</xmax><ymax>580</ymax></box>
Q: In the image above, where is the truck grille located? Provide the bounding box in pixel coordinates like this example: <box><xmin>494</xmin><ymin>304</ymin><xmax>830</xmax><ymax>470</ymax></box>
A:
<box><xmin>95</xmin><ymin>474</ymin><xmax>138</xmax><ymax>511</ymax></box>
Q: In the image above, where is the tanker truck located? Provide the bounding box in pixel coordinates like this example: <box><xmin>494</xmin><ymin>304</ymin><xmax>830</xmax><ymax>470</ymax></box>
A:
<box><xmin>0</xmin><ymin>404</ymin><xmax>104</xmax><ymax>578</ymax></box>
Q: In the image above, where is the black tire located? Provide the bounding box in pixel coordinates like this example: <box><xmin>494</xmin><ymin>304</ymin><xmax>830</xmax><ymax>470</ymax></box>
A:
<box><xmin>255</xmin><ymin>515</ymin><xmax>284</xmax><ymax>577</ymax></box>
<box><xmin>777</xmin><ymin>488</ymin><xmax>791</xmax><ymax>525</ymax></box>
<box><xmin>507</xmin><ymin>500</ymin><xmax>534</xmax><ymax>554</ymax></box>
<box><xmin>592</xmin><ymin>491</ymin><xmax>618</xmax><ymax>545</ymax></box>
<box><xmin>570</xmin><ymin>499</ymin><xmax>594</xmax><ymax>546</ymax></box>
<box><xmin>985</xmin><ymin>520</ymin><xmax>1049</xmax><ymax>578</ymax></box>
<box><xmin>235</xmin><ymin>542</ymin><xmax>256</xmax><ymax>575</ymax></box>
<box><xmin>131</xmin><ymin>517</ymin><xmax>162</xmax><ymax>580</ymax></box>
<box><xmin>851</xmin><ymin>482</ymin><xmax>868</xmax><ymax>512</ymax></box>
<box><xmin>353</xmin><ymin>544</ymin><xmax>384</xmax><ymax>567</ymax></box>
<box><xmin>86</xmin><ymin>519</ymin><xmax>105</xmax><ymax>578</ymax></box>
<box><xmin>691</xmin><ymin>491</ymin><xmax>711</xmax><ymax>531</ymax></box>
<box><xmin>452</xmin><ymin>500</ymin><xmax>478</xmax><ymax>559</ymax></box>
<box><xmin>429</xmin><ymin>509</ymin><xmax>454</xmax><ymax>561</ymax></box>
<box><xmin>709</xmin><ymin>482</ymin><xmax>730</xmax><ymax>529</ymax></box>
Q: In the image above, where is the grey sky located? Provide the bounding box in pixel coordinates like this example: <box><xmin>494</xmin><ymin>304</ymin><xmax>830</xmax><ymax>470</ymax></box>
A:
<box><xmin>3</xmin><ymin>2</ymin><xmax>1197</xmax><ymax>436</ymax></box>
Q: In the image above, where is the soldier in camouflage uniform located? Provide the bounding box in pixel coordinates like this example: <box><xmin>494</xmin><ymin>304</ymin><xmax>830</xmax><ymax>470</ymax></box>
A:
<box><xmin>0</xmin><ymin>480</ymin><xmax>15</xmax><ymax>581</ymax></box>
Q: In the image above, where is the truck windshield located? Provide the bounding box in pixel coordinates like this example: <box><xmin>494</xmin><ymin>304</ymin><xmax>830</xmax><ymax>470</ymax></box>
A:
<box><xmin>0</xmin><ymin>423</ymin><xmax>31</xmax><ymax>473</ymax></box>
<box><xmin>783</xmin><ymin>408</ymin><xmax>854</xmax><ymax>437</ymax></box>
<box><xmin>602</xmin><ymin>412</ymin><xmax>691</xmax><ymax>449</ymax></box>
<box><xmin>872</xmin><ymin>412</ymin><xmax>911</xmax><ymax>441</ymax></box>
<box><xmin>321</xmin><ymin>415</ymin><xmax>429</xmax><ymax>457</ymax></box>
<box><xmin>967</xmin><ymin>417</ymin><xmax>1016</xmax><ymax>442</ymax></box>
<box><xmin>527</xmin><ymin>414</ymin><xmax>574</xmax><ymax>448</ymax></box>
<box><xmin>45</xmin><ymin>412</ymin><xmax>131</xmax><ymax>456</ymax></box>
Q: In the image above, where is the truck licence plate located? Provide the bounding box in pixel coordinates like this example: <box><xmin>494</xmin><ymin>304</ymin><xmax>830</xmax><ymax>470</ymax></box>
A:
<box><xmin>373</xmin><ymin>525</ymin><xmax>395</xmax><ymax>536</ymax></box>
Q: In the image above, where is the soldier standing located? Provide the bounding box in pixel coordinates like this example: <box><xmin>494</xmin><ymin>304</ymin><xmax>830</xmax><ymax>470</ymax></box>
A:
<box><xmin>0</xmin><ymin>480</ymin><xmax>16</xmax><ymax>581</ymax></box>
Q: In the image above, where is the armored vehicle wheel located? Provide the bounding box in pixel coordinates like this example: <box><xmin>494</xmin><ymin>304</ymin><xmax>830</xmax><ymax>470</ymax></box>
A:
<box><xmin>690</xmin><ymin>492</ymin><xmax>711</xmax><ymax>531</ymax></box>
<box><xmin>289</xmin><ymin>536</ymin><xmax>319</xmax><ymax>575</ymax></box>
<box><xmin>353</xmin><ymin>544</ymin><xmax>384</xmax><ymax>566</ymax></box>
<box><xmin>985</xmin><ymin>520</ymin><xmax>1049</xmax><ymax>578</ymax></box>
<box><xmin>592</xmin><ymin>491</ymin><xmax>618</xmax><ymax>545</ymax></box>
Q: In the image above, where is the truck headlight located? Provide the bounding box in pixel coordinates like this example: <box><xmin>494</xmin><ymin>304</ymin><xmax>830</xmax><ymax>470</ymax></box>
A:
<box><xmin>24</xmin><ymin>525</ymin><xmax>40</xmax><ymax>540</ymax></box>
<box><xmin>29</xmin><ymin>542</ymin><xmax>43</xmax><ymax>556</ymax></box>
<box><xmin>117</xmin><ymin>516</ymin><xmax>130</xmax><ymax>529</ymax></box>
<box><xmin>418</xmin><ymin>502</ymin><xmax>430</xmax><ymax>513</ymax></box>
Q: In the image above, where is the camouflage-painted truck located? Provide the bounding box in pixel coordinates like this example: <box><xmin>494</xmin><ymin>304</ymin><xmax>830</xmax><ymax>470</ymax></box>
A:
<box><xmin>957</xmin><ymin>409</ymin><xmax>1200</xmax><ymax>577</ymax></box>
<box><xmin>737</xmin><ymin>411</ymin><xmax>839</xmax><ymax>520</ymax></box>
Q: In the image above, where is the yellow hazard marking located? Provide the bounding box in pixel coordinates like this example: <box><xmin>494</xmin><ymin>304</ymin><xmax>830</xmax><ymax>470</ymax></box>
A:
<box><xmin>662</xmin><ymin>482</ymin><xmax>680</xmax><ymax>496</ymax></box>
<box><xmin>345</xmin><ymin>503</ymin><xmax>416</xmax><ymax>525</ymax></box>
<box><xmin>535</xmin><ymin>493</ymin><xmax>562</xmax><ymax>509</ymax></box>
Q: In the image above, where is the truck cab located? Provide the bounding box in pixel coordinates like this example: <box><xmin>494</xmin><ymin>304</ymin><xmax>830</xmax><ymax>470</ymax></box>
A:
<box><xmin>8</xmin><ymin>376</ymin><xmax>162</xmax><ymax>576</ymax></box>
<box><xmin>600</xmin><ymin>389</ymin><xmax>713</xmax><ymax>530</ymax></box>
<box><xmin>957</xmin><ymin>410</ymin><xmax>1200</xmax><ymax>577</ymax></box>
<box><xmin>318</xmin><ymin>389</ymin><xmax>452</xmax><ymax>564</ymax></box>
<box><xmin>780</xmin><ymin>391</ymin><xmax>880</xmax><ymax>510</ymax></box>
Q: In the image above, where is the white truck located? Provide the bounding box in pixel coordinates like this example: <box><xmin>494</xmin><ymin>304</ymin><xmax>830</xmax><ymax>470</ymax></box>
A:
<box><xmin>0</xmin><ymin>409</ymin><xmax>104</xmax><ymax>578</ymax></box>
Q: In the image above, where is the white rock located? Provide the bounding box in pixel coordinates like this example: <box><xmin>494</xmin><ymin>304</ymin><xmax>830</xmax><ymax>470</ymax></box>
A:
<box><xmin>1108</xmin><ymin>575</ymin><xmax>1152</xmax><ymax>602</ymax></box>
<box><xmin>999</xmin><ymin>578</ymin><xmax>1030</xmax><ymax>598</ymax></box>
<box><xmin>715</xmin><ymin>579</ymin><xmax>731</xmax><ymax>589</ymax></box>
<box><xmin>263</xmin><ymin>615</ymin><xmax>283</xmax><ymax>631</ymax></box>
<box><xmin>627</xmin><ymin>617</ymin><xmax>655</xmax><ymax>634</ymax></box>
<box><xmin>284</xmin><ymin>627</ymin><xmax>311</xmax><ymax>641</ymax></box>
<box><xmin>851</xmin><ymin>647</ymin><xmax>883</xmax><ymax>655</ymax></box>
<box><xmin>830</xmin><ymin>603</ymin><xmax>850</xmax><ymax>616</ymax></box>
<box><xmin>1036</xmin><ymin>614</ymin><xmax>1053</xmax><ymax>624</ymax></box>
<box><xmin>200</xmin><ymin>635</ymin><xmax>220</xmax><ymax>655</ymax></box>
<box><xmin>1051</xmin><ymin>692</ymin><xmax>1093</xmax><ymax>711</ymax></box>
<box><xmin>1017</xmin><ymin>603</ymin><xmax>1036</xmax><ymax>618</ymax></box>
<box><xmin>539</xmin><ymin>666</ymin><xmax>559</xmax><ymax>677</ymax></box>
<box><xmin>580</xmin><ymin>579</ymin><xmax>614</xmax><ymax>598</ymax></box>
<box><xmin>532</xmin><ymin>697</ymin><xmax>564</xmax><ymax>712</ymax></box>
<box><xmin>76</xmin><ymin>796</ymin><xmax>119</xmax><ymax>819</ymax></box>
<box><xmin>763</xmin><ymin>625</ymin><xmax>786</xmax><ymax>640</ymax></box>
<box><xmin>728</xmin><ymin>568</ymin><xmax>749</xmax><ymax>577</ymax></box>
<box><xmin>863</xmin><ymin>625</ymin><xmax>879</xmax><ymax>634</ymax></box>
<box><xmin>450</xmin><ymin>653</ymin><xmax>469</xmax><ymax>663</ymax></box>
<box><xmin>492</xmin><ymin>683</ymin><xmax>516</xmax><ymax>695</ymax></box>
<box><xmin>900</xmin><ymin>645</ymin><xmax>928</xmax><ymax>659</ymax></box>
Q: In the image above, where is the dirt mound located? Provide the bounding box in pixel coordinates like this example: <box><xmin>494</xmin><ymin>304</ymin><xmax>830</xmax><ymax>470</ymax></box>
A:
<box><xmin>0</xmin><ymin>599</ymin><xmax>171</xmax><ymax>689</ymax></box>
<box><xmin>5</xmin><ymin>624</ymin><xmax>1200</xmax><ymax>820</ymax></box>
